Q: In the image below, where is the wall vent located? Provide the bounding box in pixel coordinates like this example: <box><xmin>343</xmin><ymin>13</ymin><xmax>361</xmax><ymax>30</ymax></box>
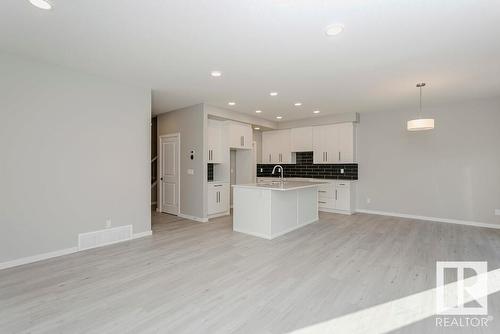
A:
<box><xmin>78</xmin><ymin>225</ymin><xmax>132</xmax><ymax>251</ymax></box>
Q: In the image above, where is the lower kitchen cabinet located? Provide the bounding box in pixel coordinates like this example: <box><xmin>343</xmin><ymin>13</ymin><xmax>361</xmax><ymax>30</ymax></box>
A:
<box><xmin>317</xmin><ymin>180</ymin><xmax>355</xmax><ymax>214</ymax></box>
<box><xmin>208</xmin><ymin>182</ymin><xmax>229</xmax><ymax>215</ymax></box>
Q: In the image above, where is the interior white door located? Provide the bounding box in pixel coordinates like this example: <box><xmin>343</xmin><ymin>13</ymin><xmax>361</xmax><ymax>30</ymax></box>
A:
<box><xmin>160</xmin><ymin>135</ymin><xmax>179</xmax><ymax>215</ymax></box>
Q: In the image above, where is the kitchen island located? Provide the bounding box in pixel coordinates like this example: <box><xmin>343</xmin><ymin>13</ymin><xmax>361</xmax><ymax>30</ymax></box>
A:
<box><xmin>232</xmin><ymin>181</ymin><xmax>325</xmax><ymax>239</ymax></box>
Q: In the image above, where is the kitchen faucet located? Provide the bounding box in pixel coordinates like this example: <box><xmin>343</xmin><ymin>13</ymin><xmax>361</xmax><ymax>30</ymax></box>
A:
<box><xmin>272</xmin><ymin>165</ymin><xmax>284</xmax><ymax>182</ymax></box>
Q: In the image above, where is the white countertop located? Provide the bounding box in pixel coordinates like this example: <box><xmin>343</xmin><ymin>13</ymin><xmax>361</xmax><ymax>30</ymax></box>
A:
<box><xmin>232</xmin><ymin>180</ymin><xmax>327</xmax><ymax>191</ymax></box>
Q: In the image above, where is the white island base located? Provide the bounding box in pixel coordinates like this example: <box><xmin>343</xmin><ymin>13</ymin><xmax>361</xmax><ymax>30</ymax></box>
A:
<box><xmin>232</xmin><ymin>182</ymin><xmax>321</xmax><ymax>239</ymax></box>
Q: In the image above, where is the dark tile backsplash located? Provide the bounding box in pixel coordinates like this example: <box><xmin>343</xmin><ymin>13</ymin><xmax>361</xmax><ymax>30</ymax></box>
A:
<box><xmin>257</xmin><ymin>151</ymin><xmax>358</xmax><ymax>180</ymax></box>
<box><xmin>207</xmin><ymin>163</ymin><xmax>214</xmax><ymax>181</ymax></box>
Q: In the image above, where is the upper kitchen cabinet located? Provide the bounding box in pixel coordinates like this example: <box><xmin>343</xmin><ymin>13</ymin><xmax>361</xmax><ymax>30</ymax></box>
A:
<box><xmin>207</xmin><ymin>119</ymin><xmax>224</xmax><ymax>163</ymax></box>
<box><xmin>313</xmin><ymin>122</ymin><xmax>356</xmax><ymax>164</ymax></box>
<box><xmin>290</xmin><ymin>127</ymin><xmax>313</xmax><ymax>152</ymax></box>
<box><xmin>227</xmin><ymin>121</ymin><xmax>253</xmax><ymax>150</ymax></box>
<box><xmin>262</xmin><ymin>129</ymin><xmax>292</xmax><ymax>164</ymax></box>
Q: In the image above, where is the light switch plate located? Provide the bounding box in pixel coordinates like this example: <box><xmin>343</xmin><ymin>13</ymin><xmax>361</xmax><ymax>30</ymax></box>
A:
<box><xmin>495</xmin><ymin>209</ymin><xmax>500</xmax><ymax>216</ymax></box>
<box><xmin>187</xmin><ymin>169</ymin><xmax>194</xmax><ymax>175</ymax></box>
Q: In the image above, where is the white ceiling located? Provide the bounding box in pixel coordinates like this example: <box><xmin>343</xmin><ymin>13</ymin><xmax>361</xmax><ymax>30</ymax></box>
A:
<box><xmin>2</xmin><ymin>0</ymin><xmax>500</xmax><ymax>121</ymax></box>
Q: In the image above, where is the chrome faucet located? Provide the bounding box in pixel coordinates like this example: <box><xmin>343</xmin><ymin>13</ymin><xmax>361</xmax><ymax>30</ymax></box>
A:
<box><xmin>272</xmin><ymin>165</ymin><xmax>284</xmax><ymax>182</ymax></box>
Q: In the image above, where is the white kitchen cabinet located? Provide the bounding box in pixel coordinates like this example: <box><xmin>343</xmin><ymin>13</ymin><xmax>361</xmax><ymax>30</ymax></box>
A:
<box><xmin>337</xmin><ymin>123</ymin><xmax>355</xmax><ymax>163</ymax></box>
<box><xmin>317</xmin><ymin>180</ymin><xmax>355</xmax><ymax>214</ymax></box>
<box><xmin>207</xmin><ymin>119</ymin><xmax>224</xmax><ymax>163</ymax></box>
<box><xmin>313</xmin><ymin>123</ymin><xmax>355</xmax><ymax>164</ymax></box>
<box><xmin>227</xmin><ymin>121</ymin><xmax>253</xmax><ymax>150</ymax></box>
<box><xmin>290</xmin><ymin>127</ymin><xmax>313</xmax><ymax>152</ymax></box>
<box><xmin>208</xmin><ymin>182</ymin><xmax>229</xmax><ymax>215</ymax></box>
<box><xmin>262</xmin><ymin>129</ymin><xmax>292</xmax><ymax>164</ymax></box>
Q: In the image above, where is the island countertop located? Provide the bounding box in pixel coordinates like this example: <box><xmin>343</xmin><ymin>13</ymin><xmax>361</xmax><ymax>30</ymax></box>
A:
<box><xmin>232</xmin><ymin>181</ymin><xmax>326</xmax><ymax>191</ymax></box>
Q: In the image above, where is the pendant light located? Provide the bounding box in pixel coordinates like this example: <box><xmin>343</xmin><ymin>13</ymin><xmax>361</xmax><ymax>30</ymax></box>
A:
<box><xmin>407</xmin><ymin>82</ymin><xmax>434</xmax><ymax>131</ymax></box>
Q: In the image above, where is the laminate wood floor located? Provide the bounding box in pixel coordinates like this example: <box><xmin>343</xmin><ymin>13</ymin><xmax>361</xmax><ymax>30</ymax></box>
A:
<box><xmin>1</xmin><ymin>212</ymin><xmax>500</xmax><ymax>334</ymax></box>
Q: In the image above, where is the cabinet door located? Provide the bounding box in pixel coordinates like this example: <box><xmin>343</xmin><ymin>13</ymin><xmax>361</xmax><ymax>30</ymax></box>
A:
<box><xmin>207</xmin><ymin>122</ymin><xmax>223</xmax><ymax>163</ymax></box>
<box><xmin>323</xmin><ymin>124</ymin><xmax>340</xmax><ymax>164</ymax></box>
<box><xmin>241</xmin><ymin>125</ymin><xmax>253</xmax><ymax>149</ymax></box>
<box><xmin>275</xmin><ymin>129</ymin><xmax>291</xmax><ymax>164</ymax></box>
<box><xmin>337</xmin><ymin>122</ymin><xmax>354</xmax><ymax>163</ymax></box>
<box><xmin>218</xmin><ymin>184</ymin><xmax>229</xmax><ymax>212</ymax></box>
<box><xmin>207</xmin><ymin>185</ymin><xmax>218</xmax><ymax>214</ymax></box>
<box><xmin>313</xmin><ymin>126</ymin><xmax>328</xmax><ymax>164</ymax></box>
<box><xmin>228</xmin><ymin>122</ymin><xmax>252</xmax><ymax>150</ymax></box>
<box><xmin>262</xmin><ymin>131</ymin><xmax>275</xmax><ymax>163</ymax></box>
<box><xmin>291</xmin><ymin>127</ymin><xmax>313</xmax><ymax>152</ymax></box>
<box><xmin>334</xmin><ymin>182</ymin><xmax>350</xmax><ymax>211</ymax></box>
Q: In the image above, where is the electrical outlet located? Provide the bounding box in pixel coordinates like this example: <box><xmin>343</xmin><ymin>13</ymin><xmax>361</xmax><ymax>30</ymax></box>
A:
<box><xmin>366</xmin><ymin>198</ymin><xmax>371</xmax><ymax>204</ymax></box>
<box><xmin>105</xmin><ymin>219</ymin><xmax>112</xmax><ymax>229</ymax></box>
<box><xmin>340</xmin><ymin>168</ymin><xmax>345</xmax><ymax>174</ymax></box>
<box><xmin>495</xmin><ymin>209</ymin><xmax>500</xmax><ymax>216</ymax></box>
<box><xmin>260</xmin><ymin>168</ymin><xmax>263</xmax><ymax>172</ymax></box>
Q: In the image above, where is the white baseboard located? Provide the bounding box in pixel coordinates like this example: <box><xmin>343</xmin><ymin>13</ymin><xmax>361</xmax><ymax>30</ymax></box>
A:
<box><xmin>178</xmin><ymin>213</ymin><xmax>209</xmax><ymax>223</ymax></box>
<box><xmin>0</xmin><ymin>247</ymin><xmax>78</xmax><ymax>271</ymax></box>
<box><xmin>0</xmin><ymin>228</ymin><xmax>153</xmax><ymax>271</ymax></box>
<box><xmin>319</xmin><ymin>208</ymin><xmax>354</xmax><ymax>215</ymax></box>
<box><xmin>356</xmin><ymin>209</ymin><xmax>500</xmax><ymax>230</ymax></box>
<box><xmin>208</xmin><ymin>211</ymin><xmax>230</xmax><ymax>220</ymax></box>
<box><xmin>132</xmin><ymin>230</ymin><xmax>153</xmax><ymax>239</ymax></box>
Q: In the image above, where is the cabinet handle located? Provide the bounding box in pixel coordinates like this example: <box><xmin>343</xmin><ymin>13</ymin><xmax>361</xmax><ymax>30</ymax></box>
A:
<box><xmin>325</xmin><ymin>152</ymin><xmax>328</xmax><ymax>162</ymax></box>
<box><xmin>335</xmin><ymin>189</ymin><xmax>338</xmax><ymax>200</ymax></box>
<box><xmin>318</xmin><ymin>201</ymin><xmax>326</xmax><ymax>204</ymax></box>
<box><xmin>241</xmin><ymin>136</ymin><xmax>244</xmax><ymax>146</ymax></box>
<box><xmin>318</xmin><ymin>190</ymin><xmax>326</xmax><ymax>193</ymax></box>
<box><xmin>214</xmin><ymin>184</ymin><xmax>223</xmax><ymax>187</ymax></box>
<box><xmin>338</xmin><ymin>151</ymin><xmax>341</xmax><ymax>161</ymax></box>
<box><xmin>269</xmin><ymin>154</ymin><xmax>271</xmax><ymax>162</ymax></box>
<box><xmin>339</xmin><ymin>183</ymin><xmax>345</xmax><ymax>186</ymax></box>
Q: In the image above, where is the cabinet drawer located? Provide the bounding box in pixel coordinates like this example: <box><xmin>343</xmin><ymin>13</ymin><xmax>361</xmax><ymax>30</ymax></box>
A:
<box><xmin>318</xmin><ymin>198</ymin><xmax>335</xmax><ymax>209</ymax></box>
<box><xmin>317</xmin><ymin>183</ymin><xmax>334</xmax><ymax>199</ymax></box>
<box><xmin>335</xmin><ymin>181</ymin><xmax>349</xmax><ymax>188</ymax></box>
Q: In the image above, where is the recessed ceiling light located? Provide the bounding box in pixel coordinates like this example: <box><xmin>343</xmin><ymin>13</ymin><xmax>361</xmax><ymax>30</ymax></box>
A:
<box><xmin>254</xmin><ymin>127</ymin><xmax>260</xmax><ymax>130</ymax></box>
<box><xmin>210</xmin><ymin>70</ymin><xmax>222</xmax><ymax>77</ymax></box>
<box><xmin>294</xmin><ymin>102</ymin><xmax>302</xmax><ymax>107</ymax></box>
<box><xmin>313</xmin><ymin>110</ymin><xmax>321</xmax><ymax>114</ymax></box>
<box><xmin>228</xmin><ymin>102</ymin><xmax>236</xmax><ymax>106</ymax></box>
<box><xmin>255</xmin><ymin>110</ymin><xmax>262</xmax><ymax>113</ymax></box>
<box><xmin>325</xmin><ymin>24</ymin><xmax>344</xmax><ymax>36</ymax></box>
<box><xmin>276</xmin><ymin>116</ymin><xmax>283</xmax><ymax>119</ymax></box>
<box><xmin>29</xmin><ymin>0</ymin><xmax>52</xmax><ymax>10</ymax></box>
<box><xmin>270</xmin><ymin>92</ymin><xmax>278</xmax><ymax>96</ymax></box>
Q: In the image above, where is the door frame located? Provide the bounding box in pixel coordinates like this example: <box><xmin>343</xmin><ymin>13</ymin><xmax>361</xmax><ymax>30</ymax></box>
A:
<box><xmin>158</xmin><ymin>133</ymin><xmax>181</xmax><ymax>215</ymax></box>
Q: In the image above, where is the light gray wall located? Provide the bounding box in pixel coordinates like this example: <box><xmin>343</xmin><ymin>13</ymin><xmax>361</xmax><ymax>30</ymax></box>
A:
<box><xmin>0</xmin><ymin>54</ymin><xmax>151</xmax><ymax>263</ymax></box>
<box><xmin>357</xmin><ymin>98</ymin><xmax>500</xmax><ymax>225</ymax></box>
<box><xmin>157</xmin><ymin>104</ymin><xmax>206</xmax><ymax>219</ymax></box>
